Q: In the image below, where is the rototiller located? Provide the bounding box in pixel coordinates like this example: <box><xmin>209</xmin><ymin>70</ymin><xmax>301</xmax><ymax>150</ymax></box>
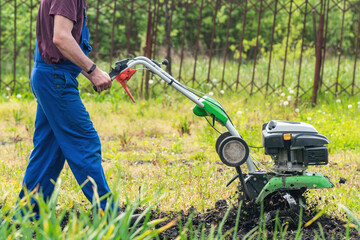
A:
<box><xmin>104</xmin><ymin>56</ymin><xmax>333</xmax><ymax>210</ymax></box>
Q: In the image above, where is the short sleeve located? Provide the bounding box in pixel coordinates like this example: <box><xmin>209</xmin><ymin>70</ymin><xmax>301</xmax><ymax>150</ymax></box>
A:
<box><xmin>49</xmin><ymin>0</ymin><xmax>79</xmax><ymax>23</ymax></box>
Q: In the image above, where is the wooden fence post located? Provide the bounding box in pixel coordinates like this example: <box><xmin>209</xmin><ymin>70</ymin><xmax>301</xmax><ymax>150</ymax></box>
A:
<box><xmin>312</xmin><ymin>0</ymin><xmax>324</xmax><ymax>107</ymax></box>
<box><xmin>143</xmin><ymin>3</ymin><xmax>153</xmax><ymax>99</ymax></box>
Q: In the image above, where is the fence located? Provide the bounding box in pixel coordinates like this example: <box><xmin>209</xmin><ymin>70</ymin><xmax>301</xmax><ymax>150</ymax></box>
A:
<box><xmin>0</xmin><ymin>0</ymin><xmax>359</xmax><ymax>105</ymax></box>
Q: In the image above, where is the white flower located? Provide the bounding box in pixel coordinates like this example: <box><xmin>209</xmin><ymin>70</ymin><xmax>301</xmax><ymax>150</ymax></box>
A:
<box><xmin>16</xmin><ymin>94</ymin><xmax>22</xmax><ymax>99</ymax></box>
<box><xmin>336</xmin><ymin>99</ymin><xmax>341</xmax><ymax>103</ymax></box>
<box><xmin>283</xmin><ymin>101</ymin><xmax>289</xmax><ymax>106</ymax></box>
<box><xmin>280</xmin><ymin>93</ymin><xmax>285</xmax><ymax>97</ymax></box>
<box><xmin>295</xmin><ymin>108</ymin><xmax>299</xmax><ymax>113</ymax></box>
<box><xmin>318</xmin><ymin>110</ymin><xmax>322</xmax><ymax>113</ymax></box>
<box><xmin>220</xmin><ymin>90</ymin><xmax>225</xmax><ymax>94</ymax></box>
<box><xmin>149</xmin><ymin>80</ymin><xmax>154</xmax><ymax>84</ymax></box>
<box><xmin>212</xmin><ymin>78</ymin><xmax>217</xmax><ymax>82</ymax></box>
<box><xmin>348</xmin><ymin>104</ymin><xmax>352</xmax><ymax>109</ymax></box>
<box><xmin>236</xmin><ymin>111</ymin><xmax>242</xmax><ymax>115</ymax></box>
<box><xmin>289</xmin><ymin>89</ymin><xmax>294</xmax><ymax>94</ymax></box>
<box><xmin>208</xmin><ymin>92</ymin><xmax>214</xmax><ymax>96</ymax></box>
<box><xmin>6</xmin><ymin>87</ymin><xmax>10</xmax><ymax>91</ymax></box>
<box><xmin>287</xmin><ymin>96</ymin><xmax>291</xmax><ymax>101</ymax></box>
<box><xmin>307</xmin><ymin>117</ymin><xmax>312</xmax><ymax>121</ymax></box>
<box><xmin>87</xmin><ymin>93</ymin><xmax>91</xmax><ymax>96</ymax></box>
<box><xmin>357</xmin><ymin>101</ymin><xmax>360</xmax><ymax>105</ymax></box>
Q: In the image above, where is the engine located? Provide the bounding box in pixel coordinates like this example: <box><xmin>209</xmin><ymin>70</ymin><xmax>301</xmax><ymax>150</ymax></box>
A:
<box><xmin>262</xmin><ymin>120</ymin><xmax>329</xmax><ymax>173</ymax></box>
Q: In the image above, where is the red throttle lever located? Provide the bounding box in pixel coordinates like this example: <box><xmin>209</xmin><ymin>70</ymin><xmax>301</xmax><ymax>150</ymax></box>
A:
<box><xmin>116</xmin><ymin>68</ymin><xmax>137</xmax><ymax>103</ymax></box>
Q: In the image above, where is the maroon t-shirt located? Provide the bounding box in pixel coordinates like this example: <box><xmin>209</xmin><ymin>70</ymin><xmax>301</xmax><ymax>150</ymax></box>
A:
<box><xmin>36</xmin><ymin>0</ymin><xmax>84</xmax><ymax>64</ymax></box>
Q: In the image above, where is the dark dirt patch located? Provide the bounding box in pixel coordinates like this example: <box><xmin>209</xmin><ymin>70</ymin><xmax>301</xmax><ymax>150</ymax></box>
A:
<box><xmin>339</xmin><ymin>177</ymin><xmax>347</xmax><ymax>184</ymax></box>
<box><xmin>11</xmin><ymin>200</ymin><xmax>359</xmax><ymax>239</ymax></box>
<box><xmin>0</xmin><ymin>136</ymin><xmax>23</xmax><ymax>145</ymax></box>
<box><xmin>144</xmin><ymin>200</ymin><xmax>359</xmax><ymax>239</ymax></box>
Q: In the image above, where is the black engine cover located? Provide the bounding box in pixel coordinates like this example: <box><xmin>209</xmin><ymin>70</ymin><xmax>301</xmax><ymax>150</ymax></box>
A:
<box><xmin>262</xmin><ymin>121</ymin><xmax>329</xmax><ymax>155</ymax></box>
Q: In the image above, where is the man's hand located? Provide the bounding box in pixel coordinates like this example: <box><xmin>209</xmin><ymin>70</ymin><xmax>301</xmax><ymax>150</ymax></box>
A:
<box><xmin>89</xmin><ymin>67</ymin><xmax>112</xmax><ymax>93</ymax></box>
<box><xmin>53</xmin><ymin>15</ymin><xmax>111</xmax><ymax>93</ymax></box>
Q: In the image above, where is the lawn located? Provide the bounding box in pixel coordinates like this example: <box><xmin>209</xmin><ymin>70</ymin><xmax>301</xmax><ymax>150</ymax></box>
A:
<box><xmin>1</xmin><ymin>89</ymin><xmax>359</xmax><ymax>218</ymax></box>
<box><xmin>0</xmin><ymin>55</ymin><xmax>360</xmax><ymax>238</ymax></box>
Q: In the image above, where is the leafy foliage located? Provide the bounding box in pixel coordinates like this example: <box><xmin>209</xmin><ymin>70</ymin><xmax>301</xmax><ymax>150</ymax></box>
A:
<box><xmin>1</xmin><ymin>0</ymin><xmax>359</xmax><ymax>66</ymax></box>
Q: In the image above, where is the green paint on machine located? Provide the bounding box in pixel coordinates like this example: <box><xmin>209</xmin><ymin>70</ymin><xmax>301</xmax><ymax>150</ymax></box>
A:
<box><xmin>193</xmin><ymin>96</ymin><xmax>229</xmax><ymax>126</ymax></box>
<box><xmin>256</xmin><ymin>172</ymin><xmax>334</xmax><ymax>203</ymax></box>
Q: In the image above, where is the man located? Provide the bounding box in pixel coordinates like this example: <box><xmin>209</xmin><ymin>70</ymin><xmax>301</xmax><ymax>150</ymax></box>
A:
<box><xmin>17</xmin><ymin>0</ymin><xmax>116</xmax><ymax>217</ymax></box>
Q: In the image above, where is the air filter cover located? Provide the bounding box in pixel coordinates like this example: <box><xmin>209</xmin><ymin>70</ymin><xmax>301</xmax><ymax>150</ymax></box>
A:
<box><xmin>218</xmin><ymin>136</ymin><xmax>249</xmax><ymax>167</ymax></box>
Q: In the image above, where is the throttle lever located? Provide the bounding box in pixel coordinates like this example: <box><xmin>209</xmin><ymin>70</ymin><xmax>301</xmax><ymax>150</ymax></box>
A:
<box><xmin>116</xmin><ymin>68</ymin><xmax>137</xmax><ymax>103</ymax></box>
<box><xmin>93</xmin><ymin>59</ymin><xmax>130</xmax><ymax>92</ymax></box>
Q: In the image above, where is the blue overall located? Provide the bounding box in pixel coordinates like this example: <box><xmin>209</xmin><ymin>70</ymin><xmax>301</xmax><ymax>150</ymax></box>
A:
<box><xmin>18</xmin><ymin>5</ymin><xmax>113</xmax><ymax>215</ymax></box>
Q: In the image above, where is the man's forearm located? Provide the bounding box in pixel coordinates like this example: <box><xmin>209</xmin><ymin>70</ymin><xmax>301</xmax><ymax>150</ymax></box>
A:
<box><xmin>81</xmin><ymin>70</ymin><xmax>92</xmax><ymax>80</ymax></box>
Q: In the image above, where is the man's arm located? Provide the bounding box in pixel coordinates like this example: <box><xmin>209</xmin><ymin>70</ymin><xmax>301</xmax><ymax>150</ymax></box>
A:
<box><xmin>53</xmin><ymin>14</ymin><xmax>111</xmax><ymax>93</ymax></box>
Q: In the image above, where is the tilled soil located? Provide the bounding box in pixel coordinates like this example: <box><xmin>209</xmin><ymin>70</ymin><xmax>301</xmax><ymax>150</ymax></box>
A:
<box><xmin>8</xmin><ymin>200</ymin><xmax>358</xmax><ymax>239</ymax></box>
<box><xmin>141</xmin><ymin>200</ymin><xmax>359</xmax><ymax>239</ymax></box>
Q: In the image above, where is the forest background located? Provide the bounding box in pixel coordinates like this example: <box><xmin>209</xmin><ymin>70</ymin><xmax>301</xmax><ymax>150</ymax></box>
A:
<box><xmin>0</xmin><ymin>0</ymin><xmax>359</xmax><ymax>104</ymax></box>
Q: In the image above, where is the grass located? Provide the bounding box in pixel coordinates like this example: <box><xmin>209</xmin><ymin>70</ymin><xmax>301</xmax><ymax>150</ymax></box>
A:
<box><xmin>0</xmin><ymin>55</ymin><xmax>360</xmax><ymax>238</ymax></box>
<box><xmin>1</xmin><ymin>187</ymin><xmax>357</xmax><ymax>239</ymax></box>
<box><xmin>3</xmin><ymin>179</ymin><xmax>176</xmax><ymax>240</ymax></box>
<box><xmin>0</xmin><ymin>90</ymin><xmax>360</xmax><ymax>217</ymax></box>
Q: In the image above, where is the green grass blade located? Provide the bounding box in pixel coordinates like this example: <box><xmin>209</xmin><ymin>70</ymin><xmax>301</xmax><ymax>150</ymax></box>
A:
<box><xmin>232</xmin><ymin>201</ymin><xmax>242</xmax><ymax>240</ymax></box>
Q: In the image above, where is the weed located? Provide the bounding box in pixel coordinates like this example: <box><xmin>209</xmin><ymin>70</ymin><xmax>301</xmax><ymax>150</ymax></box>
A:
<box><xmin>7</xmin><ymin>179</ymin><xmax>172</xmax><ymax>239</ymax></box>
<box><xmin>145</xmin><ymin>127</ymin><xmax>163</xmax><ymax>138</ymax></box>
<box><xmin>191</xmin><ymin>151</ymin><xmax>207</xmax><ymax>161</ymax></box>
<box><xmin>171</xmin><ymin>137</ymin><xmax>183</xmax><ymax>154</ymax></box>
<box><xmin>177</xmin><ymin>116</ymin><xmax>192</xmax><ymax>136</ymax></box>
<box><xmin>339</xmin><ymin>203</ymin><xmax>360</xmax><ymax>232</ymax></box>
<box><xmin>24</xmin><ymin>117</ymin><xmax>34</xmax><ymax>137</ymax></box>
<box><xmin>119</xmin><ymin>132</ymin><xmax>132</xmax><ymax>150</ymax></box>
<box><xmin>162</xmin><ymin>94</ymin><xmax>173</xmax><ymax>108</ymax></box>
<box><xmin>12</xmin><ymin>109</ymin><xmax>24</xmax><ymax>125</ymax></box>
